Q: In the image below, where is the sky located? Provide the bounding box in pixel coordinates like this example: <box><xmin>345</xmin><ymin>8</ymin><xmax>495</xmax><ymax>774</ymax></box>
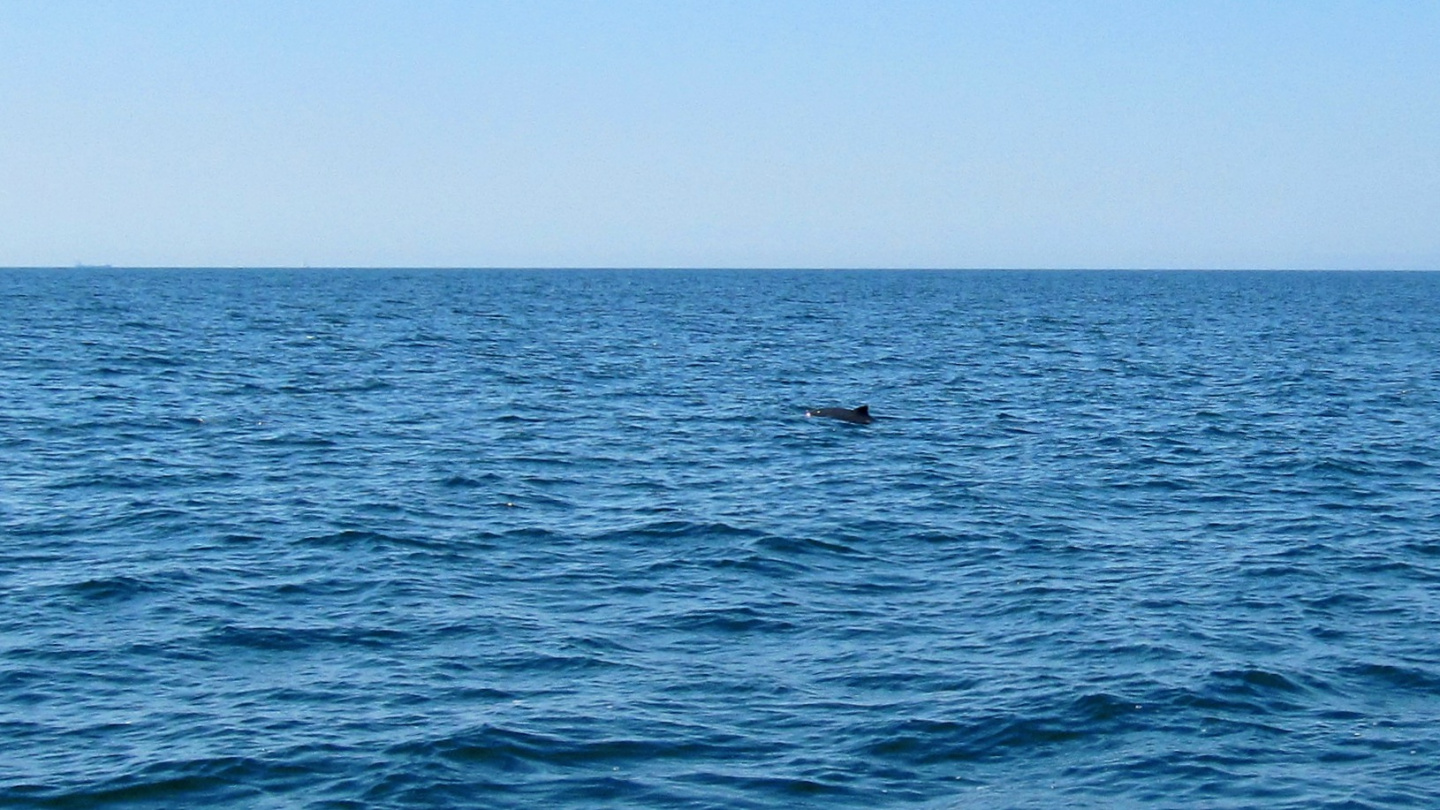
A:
<box><xmin>2</xmin><ymin>1</ymin><xmax>1437</xmax><ymax>269</ymax></box>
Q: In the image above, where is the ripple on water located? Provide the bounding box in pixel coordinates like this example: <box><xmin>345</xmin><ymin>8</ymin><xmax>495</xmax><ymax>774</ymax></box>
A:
<box><xmin>3</xmin><ymin>269</ymin><xmax>1440</xmax><ymax>808</ymax></box>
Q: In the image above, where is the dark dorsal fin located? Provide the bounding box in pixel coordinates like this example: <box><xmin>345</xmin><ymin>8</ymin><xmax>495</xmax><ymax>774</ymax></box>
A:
<box><xmin>855</xmin><ymin>405</ymin><xmax>869</xmax><ymax>416</ymax></box>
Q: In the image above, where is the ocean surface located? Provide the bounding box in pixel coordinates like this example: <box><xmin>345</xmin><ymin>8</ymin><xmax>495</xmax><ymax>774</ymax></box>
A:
<box><xmin>2</xmin><ymin>268</ymin><xmax>1439</xmax><ymax>809</ymax></box>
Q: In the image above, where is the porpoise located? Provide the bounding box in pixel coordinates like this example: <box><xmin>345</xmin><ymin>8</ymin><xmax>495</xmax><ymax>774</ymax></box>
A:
<box><xmin>805</xmin><ymin>404</ymin><xmax>873</xmax><ymax>424</ymax></box>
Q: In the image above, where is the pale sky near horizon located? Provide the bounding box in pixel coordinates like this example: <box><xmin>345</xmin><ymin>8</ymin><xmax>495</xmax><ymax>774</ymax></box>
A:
<box><xmin>3</xmin><ymin>1</ymin><xmax>1437</xmax><ymax>269</ymax></box>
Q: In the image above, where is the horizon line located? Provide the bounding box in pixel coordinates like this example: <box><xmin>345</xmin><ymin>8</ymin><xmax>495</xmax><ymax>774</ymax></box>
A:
<box><xmin>5</xmin><ymin>265</ymin><xmax>1437</xmax><ymax>273</ymax></box>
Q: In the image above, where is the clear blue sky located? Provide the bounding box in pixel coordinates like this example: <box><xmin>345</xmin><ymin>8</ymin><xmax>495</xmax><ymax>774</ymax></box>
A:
<box><xmin>3</xmin><ymin>1</ymin><xmax>1437</xmax><ymax>269</ymax></box>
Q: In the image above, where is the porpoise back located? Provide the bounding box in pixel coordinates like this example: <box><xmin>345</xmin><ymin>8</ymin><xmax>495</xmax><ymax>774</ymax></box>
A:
<box><xmin>806</xmin><ymin>404</ymin><xmax>873</xmax><ymax>424</ymax></box>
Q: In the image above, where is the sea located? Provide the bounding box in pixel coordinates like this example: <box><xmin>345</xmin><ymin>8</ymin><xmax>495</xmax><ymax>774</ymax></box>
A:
<box><xmin>2</xmin><ymin>268</ymin><xmax>1438</xmax><ymax>809</ymax></box>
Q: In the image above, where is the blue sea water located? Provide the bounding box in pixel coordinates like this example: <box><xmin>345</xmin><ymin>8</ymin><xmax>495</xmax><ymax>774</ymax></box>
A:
<box><xmin>2</xmin><ymin>268</ymin><xmax>1439</xmax><ymax>808</ymax></box>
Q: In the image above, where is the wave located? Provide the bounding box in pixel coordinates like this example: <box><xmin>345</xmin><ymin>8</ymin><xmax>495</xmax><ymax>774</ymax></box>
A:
<box><xmin>4</xmin><ymin>756</ymin><xmax>277</xmax><ymax>808</ymax></box>
<box><xmin>441</xmin><ymin>472</ymin><xmax>503</xmax><ymax>488</ymax></box>
<box><xmin>205</xmin><ymin>624</ymin><xmax>406</xmax><ymax>652</ymax></box>
<box><xmin>63</xmin><ymin>575</ymin><xmax>157</xmax><ymax>603</ymax></box>
<box><xmin>1343</xmin><ymin>662</ymin><xmax>1440</xmax><ymax>693</ymax></box>
<box><xmin>294</xmin><ymin>529</ymin><xmax>442</xmax><ymax>550</ymax></box>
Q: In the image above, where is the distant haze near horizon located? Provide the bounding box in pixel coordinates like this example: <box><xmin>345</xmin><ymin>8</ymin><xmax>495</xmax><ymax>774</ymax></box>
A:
<box><xmin>3</xmin><ymin>2</ymin><xmax>1437</xmax><ymax>271</ymax></box>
